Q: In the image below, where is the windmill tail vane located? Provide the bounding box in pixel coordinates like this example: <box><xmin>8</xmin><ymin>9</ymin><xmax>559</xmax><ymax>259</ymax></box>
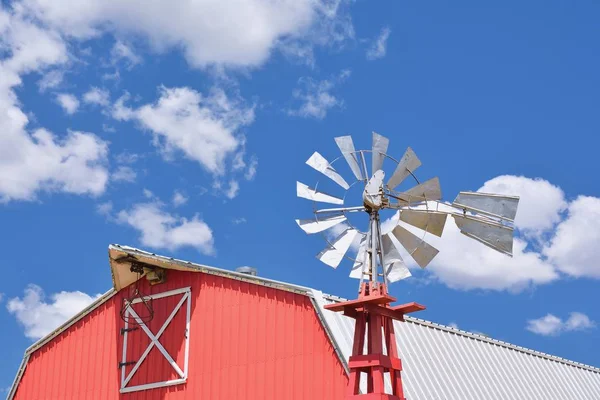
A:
<box><xmin>295</xmin><ymin>132</ymin><xmax>520</xmax><ymax>399</ymax></box>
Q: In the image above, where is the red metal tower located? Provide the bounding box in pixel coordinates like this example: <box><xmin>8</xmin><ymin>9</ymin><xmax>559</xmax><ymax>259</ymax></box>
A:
<box><xmin>325</xmin><ymin>281</ymin><xmax>425</xmax><ymax>399</ymax></box>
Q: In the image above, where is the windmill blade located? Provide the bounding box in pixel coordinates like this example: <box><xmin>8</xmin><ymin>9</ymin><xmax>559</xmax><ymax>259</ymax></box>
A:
<box><xmin>453</xmin><ymin>214</ymin><xmax>515</xmax><ymax>256</ymax></box>
<box><xmin>387</xmin><ymin>147</ymin><xmax>422</xmax><ymax>190</ymax></box>
<box><xmin>382</xmin><ymin>234</ymin><xmax>412</xmax><ymax>282</ymax></box>
<box><xmin>334</xmin><ymin>136</ymin><xmax>364</xmax><ymax>181</ymax></box>
<box><xmin>349</xmin><ymin>235</ymin><xmax>367</xmax><ymax>279</ymax></box>
<box><xmin>393</xmin><ymin>177</ymin><xmax>442</xmax><ymax>205</ymax></box>
<box><xmin>400</xmin><ymin>209</ymin><xmax>448</xmax><ymax>237</ymax></box>
<box><xmin>306</xmin><ymin>151</ymin><xmax>350</xmax><ymax>190</ymax></box>
<box><xmin>296</xmin><ymin>215</ymin><xmax>346</xmax><ymax>234</ymax></box>
<box><xmin>391</xmin><ymin>225</ymin><xmax>439</xmax><ymax>268</ymax></box>
<box><xmin>371</xmin><ymin>132</ymin><xmax>389</xmax><ymax>175</ymax></box>
<box><xmin>317</xmin><ymin>227</ymin><xmax>359</xmax><ymax>268</ymax></box>
<box><xmin>453</xmin><ymin>192</ymin><xmax>519</xmax><ymax>222</ymax></box>
<box><xmin>297</xmin><ymin>182</ymin><xmax>344</xmax><ymax>205</ymax></box>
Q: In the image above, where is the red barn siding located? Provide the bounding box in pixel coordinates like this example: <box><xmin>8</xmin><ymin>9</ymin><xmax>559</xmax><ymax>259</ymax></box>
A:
<box><xmin>13</xmin><ymin>270</ymin><xmax>348</xmax><ymax>399</ymax></box>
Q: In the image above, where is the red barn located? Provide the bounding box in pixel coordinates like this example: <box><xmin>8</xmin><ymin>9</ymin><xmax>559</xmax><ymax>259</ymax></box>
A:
<box><xmin>8</xmin><ymin>244</ymin><xmax>600</xmax><ymax>399</ymax></box>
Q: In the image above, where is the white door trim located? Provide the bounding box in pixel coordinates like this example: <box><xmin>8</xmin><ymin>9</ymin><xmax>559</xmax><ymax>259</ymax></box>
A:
<box><xmin>120</xmin><ymin>286</ymin><xmax>191</xmax><ymax>393</ymax></box>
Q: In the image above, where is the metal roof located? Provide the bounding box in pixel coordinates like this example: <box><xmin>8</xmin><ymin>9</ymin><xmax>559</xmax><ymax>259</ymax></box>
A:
<box><xmin>8</xmin><ymin>244</ymin><xmax>600</xmax><ymax>400</ymax></box>
<box><xmin>313</xmin><ymin>291</ymin><xmax>600</xmax><ymax>399</ymax></box>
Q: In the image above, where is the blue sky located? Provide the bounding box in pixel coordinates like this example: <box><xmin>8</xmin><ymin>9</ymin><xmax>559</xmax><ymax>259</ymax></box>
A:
<box><xmin>1</xmin><ymin>0</ymin><xmax>600</xmax><ymax>391</ymax></box>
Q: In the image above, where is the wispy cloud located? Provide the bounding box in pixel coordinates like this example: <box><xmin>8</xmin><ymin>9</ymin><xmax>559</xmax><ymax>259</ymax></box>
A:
<box><xmin>366</xmin><ymin>27</ymin><xmax>391</xmax><ymax>60</ymax></box>
<box><xmin>56</xmin><ymin>93</ymin><xmax>80</xmax><ymax>115</ymax></box>
<box><xmin>526</xmin><ymin>312</ymin><xmax>595</xmax><ymax>336</ymax></box>
<box><xmin>288</xmin><ymin>69</ymin><xmax>351</xmax><ymax>119</ymax></box>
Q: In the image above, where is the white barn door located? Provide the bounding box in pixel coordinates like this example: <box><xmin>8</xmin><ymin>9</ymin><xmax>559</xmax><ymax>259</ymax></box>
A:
<box><xmin>119</xmin><ymin>286</ymin><xmax>191</xmax><ymax>393</ymax></box>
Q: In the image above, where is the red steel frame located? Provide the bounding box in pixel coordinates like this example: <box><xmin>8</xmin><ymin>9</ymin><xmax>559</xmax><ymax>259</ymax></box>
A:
<box><xmin>325</xmin><ymin>281</ymin><xmax>425</xmax><ymax>400</ymax></box>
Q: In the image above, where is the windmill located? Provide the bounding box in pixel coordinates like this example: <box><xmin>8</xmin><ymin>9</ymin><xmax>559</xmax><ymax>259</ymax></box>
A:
<box><xmin>295</xmin><ymin>133</ymin><xmax>519</xmax><ymax>399</ymax></box>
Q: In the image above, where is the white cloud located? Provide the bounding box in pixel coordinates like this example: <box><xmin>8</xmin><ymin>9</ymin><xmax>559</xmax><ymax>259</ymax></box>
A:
<box><xmin>0</xmin><ymin>11</ymin><xmax>108</xmax><ymax>202</ymax></box>
<box><xmin>526</xmin><ymin>312</ymin><xmax>595</xmax><ymax>336</ymax></box>
<box><xmin>448</xmin><ymin>322</ymin><xmax>459</xmax><ymax>329</ymax></box>
<box><xmin>7</xmin><ymin>284</ymin><xmax>101</xmax><ymax>340</ymax></box>
<box><xmin>110</xmin><ymin>40</ymin><xmax>141</xmax><ymax>68</ymax></box>
<box><xmin>96</xmin><ymin>201</ymin><xmax>113</xmax><ymax>216</ymax></box>
<box><xmin>17</xmin><ymin>0</ymin><xmax>352</xmax><ymax>68</ymax></box>
<box><xmin>117</xmin><ymin>201</ymin><xmax>214</xmax><ymax>255</ymax></box>
<box><xmin>366</xmin><ymin>27</ymin><xmax>390</xmax><ymax>60</ymax></box>
<box><xmin>112</xmin><ymin>165</ymin><xmax>136</xmax><ymax>182</ymax></box>
<box><xmin>172</xmin><ymin>191</ymin><xmax>188</xmax><ymax>207</ymax></box>
<box><xmin>232</xmin><ymin>217</ymin><xmax>247</xmax><ymax>224</ymax></box>
<box><xmin>56</xmin><ymin>93</ymin><xmax>79</xmax><ymax>114</ymax></box>
<box><xmin>225</xmin><ymin>180</ymin><xmax>240</xmax><ymax>199</ymax></box>
<box><xmin>288</xmin><ymin>69</ymin><xmax>350</xmax><ymax>119</ymax></box>
<box><xmin>113</xmin><ymin>86</ymin><xmax>253</xmax><ymax>175</ymax></box>
<box><xmin>245</xmin><ymin>156</ymin><xmax>258</xmax><ymax>180</ymax></box>
<box><xmin>37</xmin><ymin>69</ymin><xmax>64</xmax><ymax>92</ymax></box>
<box><xmin>83</xmin><ymin>87</ymin><xmax>110</xmax><ymax>106</ymax></box>
<box><xmin>544</xmin><ymin>196</ymin><xmax>600</xmax><ymax>278</ymax></box>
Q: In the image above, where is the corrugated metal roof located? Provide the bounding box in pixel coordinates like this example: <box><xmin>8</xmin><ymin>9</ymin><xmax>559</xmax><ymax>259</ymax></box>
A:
<box><xmin>313</xmin><ymin>290</ymin><xmax>600</xmax><ymax>400</ymax></box>
<box><xmin>8</xmin><ymin>244</ymin><xmax>600</xmax><ymax>400</ymax></box>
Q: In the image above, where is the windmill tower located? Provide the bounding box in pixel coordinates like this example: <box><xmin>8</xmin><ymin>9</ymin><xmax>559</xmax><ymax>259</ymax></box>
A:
<box><xmin>296</xmin><ymin>133</ymin><xmax>519</xmax><ymax>399</ymax></box>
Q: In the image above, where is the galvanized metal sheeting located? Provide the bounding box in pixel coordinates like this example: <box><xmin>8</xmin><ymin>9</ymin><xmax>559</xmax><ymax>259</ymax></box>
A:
<box><xmin>306</xmin><ymin>151</ymin><xmax>350</xmax><ymax>190</ymax></box>
<box><xmin>334</xmin><ymin>136</ymin><xmax>364</xmax><ymax>181</ymax></box>
<box><xmin>453</xmin><ymin>191</ymin><xmax>519</xmax><ymax>222</ymax></box>
<box><xmin>296</xmin><ymin>181</ymin><xmax>344</xmax><ymax>205</ymax></box>
<box><xmin>391</xmin><ymin>225</ymin><xmax>439</xmax><ymax>268</ymax></box>
<box><xmin>317</xmin><ymin>227</ymin><xmax>359</xmax><ymax>268</ymax></box>
<box><xmin>394</xmin><ymin>177</ymin><xmax>442</xmax><ymax>205</ymax></box>
<box><xmin>381</xmin><ymin>234</ymin><xmax>411</xmax><ymax>282</ymax></box>
<box><xmin>387</xmin><ymin>147</ymin><xmax>421</xmax><ymax>190</ymax></box>
<box><xmin>371</xmin><ymin>132</ymin><xmax>389</xmax><ymax>175</ymax></box>
<box><xmin>453</xmin><ymin>215</ymin><xmax>514</xmax><ymax>256</ymax></box>
<box><xmin>313</xmin><ymin>292</ymin><xmax>600</xmax><ymax>400</ymax></box>
<box><xmin>296</xmin><ymin>215</ymin><xmax>346</xmax><ymax>234</ymax></box>
<box><xmin>400</xmin><ymin>209</ymin><xmax>447</xmax><ymax>237</ymax></box>
<box><xmin>349</xmin><ymin>236</ymin><xmax>367</xmax><ymax>279</ymax></box>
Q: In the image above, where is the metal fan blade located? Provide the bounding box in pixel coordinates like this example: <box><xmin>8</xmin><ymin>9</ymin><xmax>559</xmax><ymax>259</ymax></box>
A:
<box><xmin>453</xmin><ymin>215</ymin><xmax>515</xmax><ymax>256</ymax></box>
<box><xmin>394</xmin><ymin>177</ymin><xmax>442</xmax><ymax>205</ymax></box>
<box><xmin>382</xmin><ymin>234</ymin><xmax>412</xmax><ymax>282</ymax></box>
<box><xmin>296</xmin><ymin>215</ymin><xmax>347</xmax><ymax>234</ymax></box>
<box><xmin>349</xmin><ymin>235</ymin><xmax>367</xmax><ymax>279</ymax></box>
<box><xmin>306</xmin><ymin>151</ymin><xmax>350</xmax><ymax>190</ymax></box>
<box><xmin>371</xmin><ymin>132</ymin><xmax>389</xmax><ymax>175</ymax></box>
<box><xmin>453</xmin><ymin>192</ymin><xmax>519</xmax><ymax>222</ymax></box>
<box><xmin>334</xmin><ymin>136</ymin><xmax>364</xmax><ymax>181</ymax></box>
<box><xmin>400</xmin><ymin>209</ymin><xmax>448</xmax><ymax>237</ymax></box>
<box><xmin>391</xmin><ymin>225</ymin><xmax>439</xmax><ymax>268</ymax></box>
<box><xmin>387</xmin><ymin>147</ymin><xmax>422</xmax><ymax>190</ymax></box>
<box><xmin>297</xmin><ymin>182</ymin><xmax>344</xmax><ymax>205</ymax></box>
<box><xmin>317</xmin><ymin>227</ymin><xmax>359</xmax><ymax>268</ymax></box>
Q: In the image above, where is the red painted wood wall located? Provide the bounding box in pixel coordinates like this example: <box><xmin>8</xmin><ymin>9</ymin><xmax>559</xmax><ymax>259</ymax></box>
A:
<box><xmin>13</xmin><ymin>270</ymin><xmax>348</xmax><ymax>399</ymax></box>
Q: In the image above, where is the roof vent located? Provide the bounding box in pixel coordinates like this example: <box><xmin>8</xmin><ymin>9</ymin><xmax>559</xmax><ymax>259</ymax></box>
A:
<box><xmin>236</xmin><ymin>266</ymin><xmax>257</xmax><ymax>276</ymax></box>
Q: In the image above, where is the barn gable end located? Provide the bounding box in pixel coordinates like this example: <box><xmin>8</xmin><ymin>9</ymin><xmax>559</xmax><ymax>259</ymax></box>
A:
<box><xmin>10</xmin><ymin>264</ymin><xmax>348</xmax><ymax>399</ymax></box>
